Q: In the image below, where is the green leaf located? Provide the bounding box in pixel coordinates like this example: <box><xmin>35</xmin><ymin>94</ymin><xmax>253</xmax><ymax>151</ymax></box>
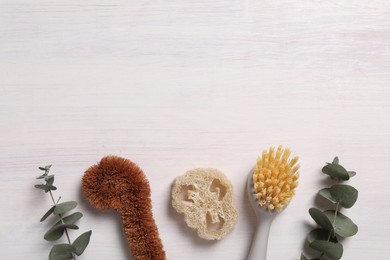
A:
<box><xmin>332</xmin><ymin>157</ymin><xmax>339</xmax><ymax>165</ymax></box>
<box><xmin>307</xmin><ymin>228</ymin><xmax>337</xmax><ymax>244</ymax></box>
<box><xmin>39</xmin><ymin>165</ymin><xmax>52</xmax><ymax>171</ymax></box>
<box><xmin>62</xmin><ymin>212</ymin><xmax>83</xmax><ymax>225</ymax></box>
<box><xmin>34</xmin><ymin>184</ymin><xmax>57</xmax><ymax>192</ymax></box>
<box><xmin>54</xmin><ymin>201</ymin><xmax>77</xmax><ymax>215</ymax></box>
<box><xmin>73</xmin><ymin>231</ymin><xmax>92</xmax><ymax>256</ymax></box>
<box><xmin>322</xmin><ymin>162</ymin><xmax>349</xmax><ymax>180</ymax></box>
<box><xmin>49</xmin><ymin>244</ymin><xmax>75</xmax><ymax>260</ymax></box>
<box><xmin>319</xmin><ymin>188</ymin><xmax>337</xmax><ymax>203</ymax></box>
<box><xmin>300</xmin><ymin>254</ymin><xmax>308</xmax><ymax>260</ymax></box>
<box><xmin>44</xmin><ymin>224</ymin><xmax>79</xmax><ymax>241</ymax></box>
<box><xmin>66</xmin><ymin>224</ymin><xmax>79</xmax><ymax>230</ymax></box>
<box><xmin>302</xmin><ymin>257</ymin><xmax>320</xmax><ymax>260</ymax></box>
<box><xmin>309</xmin><ymin>208</ymin><xmax>333</xmax><ymax>231</ymax></box>
<box><xmin>310</xmin><ymin>240</ymin><xmax>343</xmax><ymax>260</ymax></box>
<box><xmin>36</xmin><ymin>174</ymin><xmax>46</xmax><ymax>179</ymax></box>
<box><xmin>44</xmin><ymin>212</ymin><xmax>83</xmax><ymax>241</ymax></box>
<box><xmin>52</xmin><ymin>212</ymin><xmax>83</xmax><ymax>227</ymax></box>
<box><xmin>301</xmin><ymin>255</ymin><xmax>321</xmax><ymax>260</ymax></box>
<box><xmin>46</xmin><ymin>175</ymin><xmax>55</xmax><ymax>186</ymax></box>
<box><xmin>323</xmin><ymin>210</ymin><xmax>358</xmax><ymax>237</ymax></box>
<box><xmin>348</xmin><ymin>171</ymin><xmax>356</xmax><ymax>177</ymax></box>
<box><xmin>40</xmin><ymin>206</ymin><xmax>56</xmax><ymax>222</ymax></box>
<box><xmin>329</xmin><ymin>184</ymin><xmax>358</xmax><ymax>208</ymax></box>
<box><xmin>44</xmin><ymin>224</ymin><xmax>66</xmax><ymax>241</ymax></box>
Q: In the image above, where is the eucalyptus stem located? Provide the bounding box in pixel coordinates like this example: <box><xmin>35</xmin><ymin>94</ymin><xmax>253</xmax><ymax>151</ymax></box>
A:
<box><xmin>49</xmin><ymin>189</ymin><xmax>76</xmax><ymax>260</ymax></box>
<box><xmin>64</xmin><ymin>230</ymin><xmax>75</xmax><ymax>260</ymax></box>
<box><xmin>332</xmin><ymin>202</ymin><xmax>340</xmax><ymax>229</ymax></box>
<box><xmin>319</xmin><ymin>202</ymin><xmax>339</xmax><ymax>260</ymax></box>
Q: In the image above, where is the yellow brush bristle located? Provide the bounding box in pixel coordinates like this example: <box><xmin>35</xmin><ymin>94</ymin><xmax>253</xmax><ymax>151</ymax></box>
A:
<box><xmin>253</xmin><ymin>145</ymin><xmax>299</xmax><ymax>212</ymax></box>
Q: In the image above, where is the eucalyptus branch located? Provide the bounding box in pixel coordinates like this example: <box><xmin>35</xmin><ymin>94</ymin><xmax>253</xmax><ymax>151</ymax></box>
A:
<box><xmin>35</xmin><ymin>165</ymin><xmax>92</xmax><ymax>260</ymax></box>
<box><xmin>301</xmin><ymin>157</ymin><xmax>358</xmax><ymax>260</ymax></box>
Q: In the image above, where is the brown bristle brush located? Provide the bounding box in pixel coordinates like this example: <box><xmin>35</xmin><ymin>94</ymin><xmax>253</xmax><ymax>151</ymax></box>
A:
<box><xmin>82</xmin><ymin>155</ymin><xmax>166</xmax><ymax>260</ymax></box>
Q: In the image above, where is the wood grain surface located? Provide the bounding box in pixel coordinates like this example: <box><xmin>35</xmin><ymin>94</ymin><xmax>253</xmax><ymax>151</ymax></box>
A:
<box><xmin>1</xmin><ymin>0</ymin><xmax>389</xmax><ymax>259</ymax></box>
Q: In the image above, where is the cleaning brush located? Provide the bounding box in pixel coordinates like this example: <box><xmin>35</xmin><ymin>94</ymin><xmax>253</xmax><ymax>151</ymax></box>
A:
<box><xmin>247</xmin><ymin>145</ymin><xmax>299</xmax><ymax>260</ymax></box>
<box><xmin>82</xmin><ymin>156</ymin><xmax>166</xmax><ymax>260</ymax></box>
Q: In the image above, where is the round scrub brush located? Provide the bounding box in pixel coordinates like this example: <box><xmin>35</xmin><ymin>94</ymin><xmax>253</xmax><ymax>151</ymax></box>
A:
<box><xmin>82</xmin><ymin>156</ymin><xmax>166</xmax><ymax>260</ymax></box>
<box><xmin>247</xmin><ymin>146</ymin><xmax>299</xmax><ymax>260</ymax></box>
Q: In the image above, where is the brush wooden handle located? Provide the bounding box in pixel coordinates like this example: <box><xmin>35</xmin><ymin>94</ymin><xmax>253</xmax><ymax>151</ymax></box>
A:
<box><xmin>82</xmin><ymin>156</ymin><xmax>166</xmax><ymax>260</ymax></box>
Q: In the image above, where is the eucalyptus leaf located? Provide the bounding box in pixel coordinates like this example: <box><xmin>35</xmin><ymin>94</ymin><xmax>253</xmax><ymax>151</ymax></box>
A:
<box><xmin>310</xmin><ymin>240</ymin><xmax>343</xmax><ymax>260</ymax></box>
<box><xmin>333</xmin><ymin>157</ymin><xmax>339</xmax><ymax>165</ymax></box>
<box><xmin>323</xmin><ymin>158</ymin><xmax>350</xmax><ymax>180</ymax></box>
<box><xmin>323</xmin><ymin>210</ymin><xmax>358</xmax><ymax>237</ymax></box>
<box><xmin>34</xmin><ymin>184</ymin><xmax>57</xmax><ymax>192</ymax></box>
<box><xmin>46</xmin><ymin>175</ymin><xmax>55</xmax><ymax>186</ymax></box>
<box><xmin>54</xmin><ymin>201</ymin><xmax>77</xmax><ymax>215</ymax></box>
<box><xmin>73</xmin><ymin>230</ymin><xmax>92</xmax><ymax>256</ymax></box>
<box><xmin>348</xmin><ymin>171</ymin><xmax>356</xmax><ymax>177</ymax></box>
<box><xmin>44</xmin><ymin>224</ymin><xmax>65</xmax><ymax>241</ymax></box>
<box><xmin>309</xmin><ymin>208</ymin><xmax>333</xmax><ymax>231</ymax></box>
<box><xmin>300</xmin><ymin>254</ymin><xmax>308</xmax><ymax>260</ymax></box>
<box><xmin>40</xmin><ymin>206</ymin><xmax>56</xmax><ymax>222</ymax></box>
<box><xmin>322</xmin><ymin>162</ymin><xmax>349</xmax><ymax>180</ymax></box>
<box><xmin>44</xmin><ymin>224</ymin><xmax>79</xmax><ymax>241</ymax></box>
<box><xmin>319</xmin><ymin>188</ymin><xmax>337</xmax><ymax>204</ymax></box>
<box><xmin>66</xmin><ymin>224</ymin><xmax>79</xmax><ymax>230</ymax></box>
<box><xmin>49</xmin><ymin>244</ymin><xmax>75</xmax><ymax>260</ymax></box>
<box><xmin>307</xmin><ymin>228</ymin><xmax>337</xmax><ymax>244</ymax></box>
<box><xmin>36</xmin><ymin>174</ymin><xmax>46</xmax><ymax>179</ymax></box>
<box><xmin>62</xmin><ymin>212</ymin><xmax>83</xmax><ymax>225</ymax></box>
<box><xmin>52</xmin><ymin>212</ymin><xmax>83</xmax><ymax>227</ymax></box>
<box><xmin>329</xmin><ymin>184</ymin><xmax>358</xmax><ymax>208</ymax></box>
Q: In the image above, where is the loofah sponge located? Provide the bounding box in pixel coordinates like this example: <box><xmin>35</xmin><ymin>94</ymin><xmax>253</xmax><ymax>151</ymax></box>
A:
<box><xmin>253</xmin><ymin>145</ymin><xmax>299</xmax><ymax>212</ymax></box>
<box><xmin>82</xmin><ymin>156</ymin><xmax>166</xmax><ymax>260</ymax></box>
<box><xmin>171</xmin><ymin>168</ymin><xmax>238</xmax><ymax>240</ymax></box>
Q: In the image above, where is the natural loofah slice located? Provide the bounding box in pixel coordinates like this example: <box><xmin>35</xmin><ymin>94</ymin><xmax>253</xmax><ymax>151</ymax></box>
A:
<box><xmin>171</xmin><ymin>168</ymin><xmax>238</xmax><ymax>240</ymax></box>
<box><xmin>82</xmin><ymin>156</ymin><xmax>166</xmax><ymax>260</ymax></box>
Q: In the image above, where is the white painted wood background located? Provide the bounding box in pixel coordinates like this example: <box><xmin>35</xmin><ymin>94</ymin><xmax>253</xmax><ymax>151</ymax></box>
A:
<box><xmin>1</xmin><ymin>0</ymin><xmax>389</xmax><ymax>259</ymax></box>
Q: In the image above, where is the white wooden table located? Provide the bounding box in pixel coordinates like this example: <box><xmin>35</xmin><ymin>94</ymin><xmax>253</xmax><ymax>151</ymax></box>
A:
<box><xmin>1</xmin><ymin>0</ymin><xmax>389</xmax><ymax>259</ymax></box>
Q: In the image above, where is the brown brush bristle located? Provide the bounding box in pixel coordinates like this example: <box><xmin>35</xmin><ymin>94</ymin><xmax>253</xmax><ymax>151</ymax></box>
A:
<box><xmin>82</xmin><ymin>155</ymin><xmax>166</xmax><ymax>260</ymax></box>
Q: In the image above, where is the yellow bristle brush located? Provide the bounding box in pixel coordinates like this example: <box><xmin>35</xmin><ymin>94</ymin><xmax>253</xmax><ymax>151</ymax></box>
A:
<box><xmin>247</xmin><ymin>145</ymin><xmax>299</xmax><ymax>260</ymax></box>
